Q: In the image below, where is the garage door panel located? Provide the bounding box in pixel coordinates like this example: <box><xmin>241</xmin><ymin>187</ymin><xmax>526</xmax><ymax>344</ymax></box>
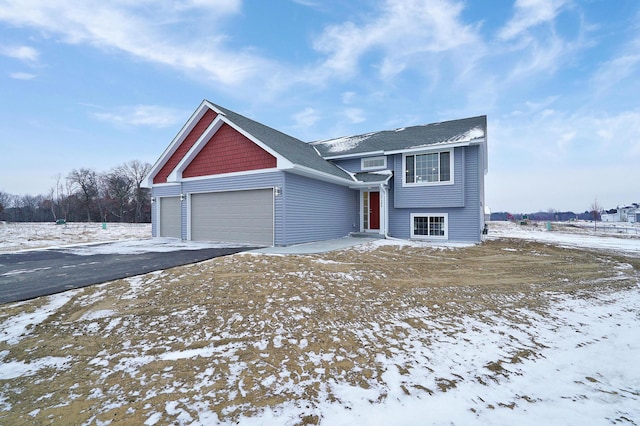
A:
<box><xmin>159</xmin><ymin>196</ymin><xmax>181</xmax><ymax>238</ymax></box>
<box><xmin>191</xmin><ymin>189</ymin><xmax>273</xmax><ymax>245</ymax></box>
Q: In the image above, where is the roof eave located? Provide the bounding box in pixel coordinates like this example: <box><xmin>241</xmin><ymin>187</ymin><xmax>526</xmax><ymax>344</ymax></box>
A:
<box><xmin>384</xmin><ymin>138</ymin><xmax>485</xmax><ymax>155</ymax></box>
<box><xmin>319</xmin><ymin>138</ymin><xmax>485</xmax><ymax>160</ymax></box>
<box><xmin>321</xmin><ymin>150</ymin><xmax>385</xmax><ymax>160</ymax></box>
<box><xmin>284</xmin><ymin>164</ymin><xmax>356</xmax><ymax>186</ymax></box>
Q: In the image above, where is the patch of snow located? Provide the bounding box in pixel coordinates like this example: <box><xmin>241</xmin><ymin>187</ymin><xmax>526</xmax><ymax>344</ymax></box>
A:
<box><xmin>0</xmin><ymin>291</ymin><xmax>80</xmax><ymax>345</ymax></box>
<box><xmin>313</xmin><ymin>133</ymin><xmax>375</xmax><ymax>154</ymax></box>
<box><xmin>447</xmin><ymin>126</ymin><xmax>485</xmax><ymax>142</ymax></box>
<box><xmin>61</xmin><ymin>238</ymin><xmax>252</xmax><ymax>256</ymax></box>
<box><xmin>79</xmin><ymin>309</ymin><xmax>116</xmax><ymax>321</ymax></box>
<box><xmin>488</xmin><ymin>221</ymin><xmax>640</xmax><ymax>257</ymax></box>
<box><xmin>0</xmin><ymin>356</ymin><xmax>73</xmax><ymax>380</ymax></box>
<box><xmin>0</xmin><ymin>222</ymin><xmax>151</xmax><ymax>253</ymax></box>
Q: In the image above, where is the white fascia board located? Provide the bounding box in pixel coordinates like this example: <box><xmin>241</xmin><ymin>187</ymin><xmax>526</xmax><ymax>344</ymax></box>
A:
<box><xmin>285</xmin><ymin>164</ymin><xmax>356</xmax><ymax>187</ymax></box>
<box><xmin>165</xmin><ymin>114</ymin><xmax>293</xmax><ymax>183</ymax></box>
<box><xmin>167</xmin><ymin>117</ymin><xmax>224</xmax><ymax>182</ymax></box>
<box><xmin>321</xmin><ymin>150</ymin><xmax>385</xmax><ymax>160</ymax></box>
<box><xmin>144</xmin><ymin>100</ymin><xmax>212</xmax><ymax>187</ymax></box>
<box><xmin>319</xmin><ymin>139</ymin><xmax>485</xmax><ymax>160</ymax></box>
<box><xmin>384</xmin><ymin>139</ymin><xmax>484</xmax><ymax>155</ymax></box>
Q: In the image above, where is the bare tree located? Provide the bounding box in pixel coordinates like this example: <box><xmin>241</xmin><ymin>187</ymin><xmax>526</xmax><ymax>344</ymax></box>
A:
<box><xmin>590</xmin><ymin>197</ymin><xmax>602</xmax><ymax>231</ymax></box>
<box><xmin>103</xmin><ymin>169</ymin><xmax>133</xmax><ymax>221</ymax></box>
<box><xmin>67</xmin><ymin>168</ymin><xmax>99</xmax><ymax>222</ymax></box>
<box><xmin>120</xmin><ymin>160</ymin><xmax>152</xmax><ymax>222</ymax></box>
<box><xmin>0</xmin><ymin>190</ymin><xmax>11</xmax><ymax>219</ymax></box>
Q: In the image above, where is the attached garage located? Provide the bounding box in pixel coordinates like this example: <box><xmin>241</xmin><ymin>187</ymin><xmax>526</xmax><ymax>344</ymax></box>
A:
<box><xmin>159</xmin><ymin>196</ymin><xmax>182</xmax><ymax>238</ymax></box>
<box><xmin>190</xmin><ymin>189</ymin><xmax>274</xmax><ymax>245</ymax></box>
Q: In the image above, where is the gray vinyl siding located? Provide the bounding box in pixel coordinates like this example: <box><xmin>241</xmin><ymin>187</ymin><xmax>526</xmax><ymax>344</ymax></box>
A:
<box><xmin>388</xmin><ymin>145</ymin><xmax>482</xmax><ymax>242</ymax></box>
<box><xmin>393</xmin><ymin>149</ymin><xmax>465</xmax><ymax>208</ymax></box>
<box><xmin>282</xmin><ymin>172</ymin><xmax>359</xmax><ymax>245</ymax></box>
<box><xmin>331</xmin><ymin>157</ymin><xmax>362</xmax><ymax>173</ymax></box>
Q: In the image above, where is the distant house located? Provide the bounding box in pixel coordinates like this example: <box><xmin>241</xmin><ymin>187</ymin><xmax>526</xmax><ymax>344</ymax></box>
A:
<box><xmin>601</xmin><ymin>204</ymin><xmax>640</xmax><ymax>223</ymax></box>
<box><xmin>143</xmin><ymin>100</ymin><xmax>488</xmax><ymax>246</ymax></box>
<box><xmin>601</xmin><ymin>209</ymin><xmax>620</xmax><ymax>222</ymax></box>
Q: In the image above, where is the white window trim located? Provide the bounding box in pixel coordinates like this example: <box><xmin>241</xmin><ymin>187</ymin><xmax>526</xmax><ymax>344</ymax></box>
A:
<box><xmin>361</xmin><ymin>156</ymin><xmax>387</xmax><ymax>171</ymax></box>
<box><xmin>402</xmin><ymin>149</ymin><xmax>454</xmax><ymax>187</ymax></box>
<box><xmin>410</xmin><ymin>213</ymin><xmax>449</xmax><ymax>240</ymax></box>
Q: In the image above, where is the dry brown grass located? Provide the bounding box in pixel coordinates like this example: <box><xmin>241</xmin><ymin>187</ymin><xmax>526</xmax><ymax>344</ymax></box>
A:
<box><xmin>0</xmin><ymin>238</ymin><xmax>638</xmax><ymax>425</ymax></box>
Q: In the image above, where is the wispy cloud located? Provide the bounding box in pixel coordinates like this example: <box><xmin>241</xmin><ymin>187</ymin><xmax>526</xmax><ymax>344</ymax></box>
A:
<box><xmin>290</xmin><ymin>0</ymin><xmax>321</xmax><ymax>8</ymax></box>
<box><xmin>92</xmin><ymin>105</ymin><xmax>187</xmax><ymax>128</ymax></box>
<box><xmin>589</xmin><ymin>31</ymin><xmax>640</xmax><ymax>99</ymax></box>
<box><xmin>292</xmin><ymin>107</ymin><xmax>320</xmax><ymax>128</ymax></box>
<box><xmin>0</xmin><ymin>0</ymin><xmax>272</xmax><ymax>87</ymax></box>
<box><xmin>311</xmin><ymin>0</ymin><xmax>481</xmax><ymax>80</ymax></box>
<box><xmin>498</xmin><ymin>0</ymin><xmax>568</xmax><ymax>41</ymax></box>
<box><xmin>0</xmin><ymin>45</ymin><xmax>39</xmax><ymax>62</ymax></box>
<box><xmin>344</xmin><ymin>108</ymin><xmax>365</xmax><ymax>124</ymax></box>
<box><xmin>9</xmin><ymin>72</ymin><xmax>37</xmax><ymax>80</ymax></box>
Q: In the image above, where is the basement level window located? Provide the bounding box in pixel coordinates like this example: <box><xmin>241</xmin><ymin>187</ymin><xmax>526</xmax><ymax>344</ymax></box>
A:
<box><xmin>411</xmin><ymin>213</ymin><xmax>448</xmax><ymax>240</ymax></box>
<box><xmin>361</xmin><ymin>156</ymin><xmax>387</xmax><ymax>171</ymax></box>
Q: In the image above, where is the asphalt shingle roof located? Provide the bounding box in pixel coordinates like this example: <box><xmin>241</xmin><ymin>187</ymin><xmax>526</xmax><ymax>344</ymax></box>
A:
<box><xmin>311</xmin><ymin>116</ymin><xmax>487</xmax><ymax>158</ymax></box>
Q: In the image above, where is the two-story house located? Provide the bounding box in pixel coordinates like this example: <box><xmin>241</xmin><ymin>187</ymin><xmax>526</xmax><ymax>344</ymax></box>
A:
<box><xmin>143</xmin><ymin>100</ymin><xmax>488</xmax><ymax>246</ymax></box>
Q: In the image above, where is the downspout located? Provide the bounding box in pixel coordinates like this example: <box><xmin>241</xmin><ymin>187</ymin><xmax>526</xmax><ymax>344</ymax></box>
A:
<box><xmin>380</xmin><ymin>182</ymin><xmax>390</xmax><ymax>239</ymax></box>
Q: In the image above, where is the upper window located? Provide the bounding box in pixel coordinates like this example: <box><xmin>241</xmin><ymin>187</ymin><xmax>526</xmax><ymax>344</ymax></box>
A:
<box><xmin>404</xmin><ymin>150</ymin><xmax>452</xmax><ymax>186</ymax></box>
<box><xmin>361</xmin><ymin>156</ymin><xmax>387</xmax><ymax>171</ymax></box>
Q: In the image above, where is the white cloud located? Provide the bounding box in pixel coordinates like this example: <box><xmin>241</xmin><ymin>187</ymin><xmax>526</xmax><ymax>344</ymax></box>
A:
<box><xmin>292</xmin><ymin>107</ymin><xmax>320</xmax><ymax>128</ymax></box>
<box><xmin>506</xmin><ymin>33</ymin><xmax>568</xmax><ymax>79</ymax></box>
<box><xmin>0</xmin><ymin>45</ymin><xmax>39</xmax><ymax>62</ymax></box>
<box><xmin>341</xmin><ymin>91</ymin><xmax>356</xmax><ymax>104</ymax></box>
<box><xmin>498</xmin><ymin>0</ymin><xmax>568</xmax><ymax>41</ymax></box>
<box><xmin>92</xmin><ymin>105</ymin><xmax>187</xmax><ymax>128</ymax></box>
<box><xmin>344</xmin><ymin>108</ymin><xmax>365</xmax><ymax>124</ymax></box>
<box><xmin>290</xmin><ymin>0</ymin><xmax>321</xmax><ymax>8</ymax></box>
<box><xmin>589</xmin><ymin>30</ymin><xmax>640</xmax><ymax>100</ymax></box>
<box><xmin>0</xmin><ymin>0</ymin><xmax>272</xmax><ymax>87</ymax></box>
<box><xmin>9</xmin><ymin>72</ymin><xmax>37</xmax><ymax>80</ymax></box>
<box><xmin>311</xmin><ymin>0</ymin><xmax>480</xmax><ymax>80</ymax></box>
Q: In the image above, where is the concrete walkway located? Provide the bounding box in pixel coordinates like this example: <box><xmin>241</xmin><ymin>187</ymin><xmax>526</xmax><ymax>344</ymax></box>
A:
<box><xmin>249</xmin><ymin>236</ymin><xmax>381</xmax><ymax>255</ymax></box>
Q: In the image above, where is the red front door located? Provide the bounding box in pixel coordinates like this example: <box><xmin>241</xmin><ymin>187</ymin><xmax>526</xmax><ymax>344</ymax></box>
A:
<box><xmin>369</xmin><ymin>192</ymin><xmax>380</xmax><ymax>230</ymax></box>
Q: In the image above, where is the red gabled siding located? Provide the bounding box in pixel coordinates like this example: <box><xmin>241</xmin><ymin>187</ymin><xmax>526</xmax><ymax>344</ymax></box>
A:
<box><xmin>183</xmin><ymin>123</ymin><xmax>277</xmax><ymax>178</ymax></box>
<box><xmin>152</xmin><ymin>109</ymin><xmax>217</xmax><ymax>184</ymax></box>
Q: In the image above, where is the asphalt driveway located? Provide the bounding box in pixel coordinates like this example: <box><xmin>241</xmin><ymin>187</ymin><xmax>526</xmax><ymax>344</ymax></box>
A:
<box><xmin>0</xmin><ymin>241</ymin><xmax>255</xmax><ymax>304</ymax></box>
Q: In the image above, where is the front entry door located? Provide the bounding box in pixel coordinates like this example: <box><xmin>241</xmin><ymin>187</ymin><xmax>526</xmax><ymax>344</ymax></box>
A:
<box><xmin>363</xmin><ymin>191</ymin><xmax>380</xmax><ymax>231</ymax></box>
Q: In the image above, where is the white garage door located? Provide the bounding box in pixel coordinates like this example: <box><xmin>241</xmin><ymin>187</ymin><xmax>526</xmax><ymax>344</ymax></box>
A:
<box><xmin>159</xmin><ymin>196</ymin><xmax>181</xmax><ymax>238</ymax></box>
<box><xmin>191</xmin><ymin>189</ymin><xmax>274</xmax><ymax>245</ymax></box>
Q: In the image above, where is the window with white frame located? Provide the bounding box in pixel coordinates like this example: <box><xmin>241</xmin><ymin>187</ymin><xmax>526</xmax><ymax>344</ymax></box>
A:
<box><xmin>411</xmin><ymin>213</ymin><xmax>448</xmax><ymax>239</ymax></box>
<box><xmin>361</xmin><ymin>156</ymin><xmax>387</xmax><ymax>171</ymax></box>
<box><xmin>404</xmin><ymin>150</ymin><xmax>452</xmax><ymax>185</ymax></box>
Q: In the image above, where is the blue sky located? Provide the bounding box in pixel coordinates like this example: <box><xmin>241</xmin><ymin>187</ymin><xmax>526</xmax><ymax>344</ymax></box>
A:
<box><xmin>1</xmin><ymin>0</ymin><xmax>638</xmax><ymax>213</ymax></box>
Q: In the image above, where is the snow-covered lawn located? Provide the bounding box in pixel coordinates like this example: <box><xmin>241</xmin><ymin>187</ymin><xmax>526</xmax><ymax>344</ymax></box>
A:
<box><xmin>0</xmin><ymin>221</ymin><xmax>639</xmax><ymax>425</ymax></box>
<box><xmin>0</xmin><ymin>222</ymin><xmax>151</xmax><ymax>252</ymax></box>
